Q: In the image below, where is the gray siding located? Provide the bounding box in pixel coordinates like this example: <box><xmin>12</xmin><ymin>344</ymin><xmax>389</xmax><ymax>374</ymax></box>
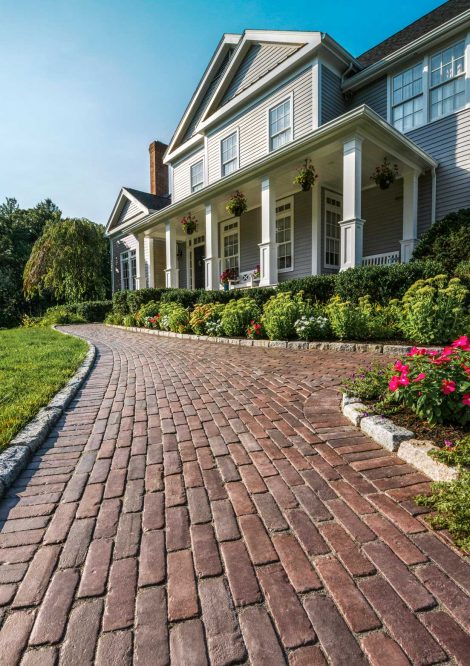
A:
<box><xmin>173</xmin><ymin>148</ymin><xmax>205</xmax><ymax>203</ymax></box>
<box><xmin>113</xmin><ymin>199</ymin><xmax>143</xmax><ymax>230</ymax></box>
<box><xmin>407</xmin><ymin>107</ymin><xmax>470</xmax><ymax>221</ymax></box>
<box><xmin>362</xmin><ymin>180</ymin><xmax>403</xmax><ymax>257</ymax></box>
<box><xmin>207</xmin><ymin>67</ymin><xmax>312</xmax><ymax>184</ymax></box>
<box><xmin>321</xmin><ymin>65</ymin><xmax>345</xmax><ymax>124</ymax></box>
<box><xmin>347</xmin><ymin>76</ymin><xmax>388</xmax><ymax>119</ymax></box>
<box><xmin>417</xmin><ymin>172</ymin><xmax>433</xmax><ymax>237</ymax></box>
<box><xmin>240</xmin><ymin>208</ymin><xmax>261</xmax><ymax>273</ymax></box>
<box><xmin>279</xmin><ymin>190</ymin><xmax>312</xmax><ymax>281</ymax></box>
<box><xmin>221</xmin><ymin>43</ymin><xmax>301</xmax><ymax>105</ymax></box>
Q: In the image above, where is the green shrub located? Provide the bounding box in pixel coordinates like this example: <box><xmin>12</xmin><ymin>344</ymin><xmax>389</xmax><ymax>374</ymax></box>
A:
<box><xmin>412</xmin><ymin>208</ymin><xmax>470</xmax><ymax>274</ymax></box>
<box><xmin>342</xmin><ymin>363</ymin><xmax>392</xmax><ymax>401</ymax></box>
<box><xmin>430</xmin><ymin>436</ymin><xmax>470</xmax><ymax>469</ymax></box>
<box><xmin>189</xmin><ymin>303</ymin><xmax>225</xmax><ymax>335</ymax></box>
<box><xmin>136</xmin><ymin>300</ymin><xmax>161</xmax><ymax>324</ymax></box>
<box><xmin>326</xmin><ymin>296</ymin><xmax>369</xmax><ymax>340</ymax></box>
<box><xmin>400</xmin><ymin>275</ymin><xmax>468</xmax><ymax>344</ymax></box>
<box><xmin>161</xmin><ymin>288</ymin><xmax>202</xmax><ymax>308</ymax></box>
<box><xmin>40</xmin><ymin>306</ymin><xmax>86</xmax><ymax>326</ymax></box>
<box><xmin>68</xmin><ymin>300</ymin><xmax>112</xmax><ymax>322</ymax></box>
<box><xmin>123</xmin><ymin>314</ymin><xmax>136</xmax><ymax>327</ymax></box>
<box><xmin>221</xmin><ymin>298</ymin><xmax>261</xmax><ymax>337</ymax></box>
<box><xmin>294</xmin><ymin>306</ymin><xmax>331</xmax><ymax>341</ymax></box>
<box><xmin>358</xmin><ymin>297</ymin><xmax>402</xmax><ymax>340</ymax></box>
<box><xmin>262</xmin><ymin>292</ymin><xmax>307</xmax><ymax>340</ymax></box>
<box><xmin>416</xmin><ymin>471</ymin><xmax>470</xmax><ymax>552</ymax></box>
<box><xmin>277</xmin><ymin>275</ymin><xmax>336</xmax><ymax>303</ymax></box>
<box><xmin>105</xmin><ymin>312</ymin><xmax>124</xmax><ymax>325</ymax></box>
<box><xmin>112</xmin><ymin>290</ymin><xmax>130</xmax><ymax>316</ymax></box>
<box><xmin>334</xmin><ymin>260</ymin><xmax>445</xmax><ymax>305</ymax></box>
<box><xmin>127</xmin><ymin>288</ymin><xmax>166</xmax><ymax>314</ymax></box>
<box><xmin>158</xmin><ymin>303</ymin><xmax>190</xmax><ymax>333</ymax></box>
<box><xmin>455</xmin><ymin>260</ymin><xmax>470</xmax><ymax>292</ymax></box>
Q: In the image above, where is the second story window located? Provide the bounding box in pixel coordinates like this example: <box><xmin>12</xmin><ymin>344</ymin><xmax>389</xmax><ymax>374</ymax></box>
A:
<box><xmin>221</xmin><ymin>132</ymin><xmax>238</xmax><ymax>176</ymax></box>
<box><xmin>392</xmin><ymin>63</ymin><xmax>424</xmax><ymax>132</ymax></box>
<box><xmin>269</xmin><ymin>98</ymin><xmax>292</xmax><ymax>151</ymax></box>
<box><xmin>430</xmin><ymin>41</ymin><xmax>466</xmax><ymax>121</ymax></box>
<box><xmin>190</xmin><ymin>160</ymin><xmax>204</xmax><ymax>192</ymax></box>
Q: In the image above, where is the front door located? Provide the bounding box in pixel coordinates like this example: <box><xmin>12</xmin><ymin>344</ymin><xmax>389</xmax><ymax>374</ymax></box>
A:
<box><xmin>193</xmin><ymin>245</ymin><xmax>205</xmax><ymax>289</ymax></box>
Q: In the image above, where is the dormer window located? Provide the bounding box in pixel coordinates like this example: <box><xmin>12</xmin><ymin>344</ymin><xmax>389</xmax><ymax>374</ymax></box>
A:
<box><xmin>392</xmin><ymin>64</ymin><xmax>424</xmax><ymax>132</ymax></box>
<box><xmin>269</xmin><ymin>97</ymin><xmax>292</xmax><ymax>151</ymax></box>
<box><xmin>221</xmin><ymin>131</ymin><xmax>239</xmax><ymax>176</ymax></box>
<box><xmin>190</xmin><ymin>160</ymin><xmax>204</xmax><ymax>192</ymax></box>
<box><xmin>430</xmin><ymin>41</ymin><xmax>466</xmax><ymax>120</ymax></box>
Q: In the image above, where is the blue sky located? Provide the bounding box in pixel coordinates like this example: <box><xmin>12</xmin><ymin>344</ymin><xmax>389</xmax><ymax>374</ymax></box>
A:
<box><xmin>0</xmin><ymin>0</ymin><xmax>444</xmax><ymax>224</ymax></box>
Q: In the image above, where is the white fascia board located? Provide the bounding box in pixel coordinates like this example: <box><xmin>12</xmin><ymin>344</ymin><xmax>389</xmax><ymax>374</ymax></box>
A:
<box><xmin>105</xmin><ymin>188</ymin><xmax>150</xmax><ymax>233</ymax></box>
<box><xmin>165</xmin><ymin>33</ymin><xmax>241</xmax><ymax>158</ymax></box>
<box><xmin>197</xmin><ymin>38</ymin><xmax>322</xmax><ymax>132</ymax></box>
<box><xmin>166</xmin><ymin>136</ymin><xmax>205</xmax><ymax>167</ymax></box>
<box><xmin>343</xmin><ymin>10</ymin><xmax>470</xmax><ymax>92</ymax></box>
<box><xmin>114</xmin><ymin>105</ymin><xmax>437</xmax><ymax>239</ymax></box>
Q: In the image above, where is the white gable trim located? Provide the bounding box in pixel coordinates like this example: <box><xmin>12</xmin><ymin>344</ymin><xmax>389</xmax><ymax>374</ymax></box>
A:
<box><xmin>165</xmin><ymin>34</ymin><xmax>241</xmax><ymax>160</ymax></box>
<box><xmin>106</xmin><ymin>188</ymin><xmax>150</xmax><ymax>234</ymax></box>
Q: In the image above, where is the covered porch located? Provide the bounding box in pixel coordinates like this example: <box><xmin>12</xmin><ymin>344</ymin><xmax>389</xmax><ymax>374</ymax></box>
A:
<box><xmin>135</xmin><ymin>106</ymin><xmax>438</xmax><ymax>291</ymax></box>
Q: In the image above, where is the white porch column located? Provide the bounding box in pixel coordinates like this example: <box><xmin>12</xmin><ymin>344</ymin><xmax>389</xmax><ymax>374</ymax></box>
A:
<box><xmin>136</xmin><ymin>233</ymin><xmax>146</xmax><ymax>289</ymax></box>
<box><xmin>400</xmin><ymin>168</ymin><xmax>419</xmax><ymax>263</ymax></box>
<box><xmin>144</xmin><ymin>237</ymin><xmax>155</xmax><ymax>288</ymax></box>
<box><xmin>311</xmin><ymin>182</ymin><xmax>322</xmax><ymax>275</ymax></box>
<box><xmin>339</xmin><ymin>136</ymin><xmax>365</xmax><ymax>270</ymax></box>
<box><xmin>259</xmin><ymin>176</ymin><xmax>277</xmax><ymax>286</ymax></box>
<box><xmin>204</xmin><ymin>203</ymin><xmax>219</xmax><ymax>291</ymax></box>
<box><xmin>164</xmin><ymin>221</ymin><xmax>179</xmax><ymax>288</ymax></box>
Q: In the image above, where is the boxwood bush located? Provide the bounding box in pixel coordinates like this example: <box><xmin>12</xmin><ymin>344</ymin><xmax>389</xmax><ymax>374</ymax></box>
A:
<box><xmin>68</xmin><ymin>300</ymin><xmax>113</xmax><ymax>322</ymax></box>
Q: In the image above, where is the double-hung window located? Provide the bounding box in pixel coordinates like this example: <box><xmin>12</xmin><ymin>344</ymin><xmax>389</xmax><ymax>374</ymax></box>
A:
<box><xmin>392</xmin><ymin>63</ymin><xmax>424</xmax><ymax>132</ymax></box>
<box><xmin>221</xmin><ymin>132</ymin><xmax>238</xmax><ymax>176</ymax></box>
<box><xmin>324</xmin><ymin>192</ymin><xmax>342</xmax><ymax>269</ymax></box>
<box><xmin>190</xmin><ymin>160</ymin><xmax>204</xmax><ymax>192</ymax></box>
<box><xmin>269</xmin><ymin>98</ymin><xmax>292</xmax><ymax>151</ymax></box>
<box><xmin>430</xmin><ymin>41</ymin><xmax>466</xmax><ymax>120</ymax></box>
<box><xmin>221</xmin><ymin>220</ymin><xmax>239</xmax><ymax>274</ymax></box>
<box><xmin>121</xmin><ymin>249</ymin><xmax>137</xmax><ymax>291</ymax></box>
<box><xmin>276</xmin><ymin>198</ymin><xmax>293</xmax><ymax>272</ymax></box>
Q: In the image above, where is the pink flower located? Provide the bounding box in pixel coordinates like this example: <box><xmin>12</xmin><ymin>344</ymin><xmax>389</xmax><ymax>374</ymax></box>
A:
<box><xmin>394</xmin><ymin>361</ymin><xmax>409</xmax><ymax>373</ymax></box>
<box><xmin>444</xmin><ymin>440</ymin><xmax>454</xmax><ymax>449</ymax></box>
<box><xmin>462</xmin><ymin>394</ymin><xmax>470</xmax><ymax>407</ymax></box>
<box><xmin>452</xmin><ymin>335</ymin><xmax>470</xmax><ymax>349</ymax></box>
<box><xmin>413</xmin><ymin>373</ymin><xmax>426</xmax><ymax>382</ymax></box>
<box><xmin>441</xmin><ymin>379</ymin><xmax>457</xmax><ymax>395</ymax></box>
<box><xmin>407</xmin><ymin>347</ymin><xmax>427</xmax><ymax>357</ymax></box>
<box><xmin>398</xmin><ymin>376</ymin><xmax>410</xmax><ymax>386</ymax></box>
<box><xmin>388</xmin><ymin>376</ymin><xmax>400</xmax><ymax>392</ymax></box>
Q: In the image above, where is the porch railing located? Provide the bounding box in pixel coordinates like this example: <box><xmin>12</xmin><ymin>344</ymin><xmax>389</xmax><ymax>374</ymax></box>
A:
<box><xmin>362</xmin><ymin>251</ymin><xmax>400</xmax><ymax>267</ymax></box>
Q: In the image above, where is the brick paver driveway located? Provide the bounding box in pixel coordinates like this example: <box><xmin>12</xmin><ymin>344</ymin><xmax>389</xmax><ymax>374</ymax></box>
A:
<box><xmin>0</xmin><ymin>324</ymin><xmax>469</xmax><ymax>665</ymax></box>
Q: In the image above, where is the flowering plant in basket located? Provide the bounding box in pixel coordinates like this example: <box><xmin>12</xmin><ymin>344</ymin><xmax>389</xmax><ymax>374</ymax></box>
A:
<box><xmin>388</xmin><ymin>335</ymin><xmax>470</xmax><ymax>426</ymax></box>
<box><xmin>370</xmin><ymin>158</ymin><xmax>399</xmax><ymax>190</ymax></box>
<box><xmin>293</xmin><ymin>158</ymin><xmax>318</xmax><ymax>192</ymax></box>
<box><xmin>226</xmin><ymin>191</ymin><xmax>247</xmax><ymax>217</ymax></box>
<box><xmin>220</xmin><ymin>268</ymin><xmax>238</xmax><ymax>285</ymax></box>
<box><xmin>180</xmin><ymin>212</ymin><xmax>198</xmax><ymax>235</ymax></box>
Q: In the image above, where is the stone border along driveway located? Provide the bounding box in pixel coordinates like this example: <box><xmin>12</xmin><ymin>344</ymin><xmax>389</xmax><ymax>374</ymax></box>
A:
<box><xmin>0</xmin><ymin>329</ymin><xmax>96</xmax><ymax>496</ymax></box>
<box><xmin>0</xmin><ymin>323</ymin><xmax>468</xmax><ymax>665</ymax></box>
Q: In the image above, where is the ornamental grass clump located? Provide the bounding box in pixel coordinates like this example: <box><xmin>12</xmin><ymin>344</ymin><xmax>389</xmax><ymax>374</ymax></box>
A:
<box><xmin>221</xmin><ymin>297</ymin><xmax>260</xmax><ymax>337</ymax></box>
<box><xmin>262</xmin><ymin>292</ymin><xmax>306</xmax><ymax>340</ymax></box>
<box><xmin>400</xmin><ymin>275</ymin><xmax>468</xmax><ymax>344</ymax></box>
<box><xmin>388</xmin><ymin>335</ymin><xmax>470</xmax><ymax>426</ymax></box>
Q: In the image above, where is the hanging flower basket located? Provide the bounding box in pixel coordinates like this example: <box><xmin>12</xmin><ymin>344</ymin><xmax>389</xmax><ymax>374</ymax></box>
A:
<box><xmin>181</xmin><ymin>212</ymin><xmax>198</xmax><ymax>235</ymax></box>
<box><xmin>371</xmin><ymin>158</ymin><xmax>399</xmax><ymax>190</ymax></box>
<box><xmin>293</xmin><ymin>158</ymin><xmax>318</xmax><ymax>192</ymax></box>
<box><xmin>226</xmin><ymin>191</ymin><xmax>247</xmax><ymax>218</ymax></box>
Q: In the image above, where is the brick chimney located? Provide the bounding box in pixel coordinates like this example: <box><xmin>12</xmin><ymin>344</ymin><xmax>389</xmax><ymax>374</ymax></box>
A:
<box><xmin>149</xmin><ymin>140</ymin><xmax>169</xmax><ymax>197</ymax></box>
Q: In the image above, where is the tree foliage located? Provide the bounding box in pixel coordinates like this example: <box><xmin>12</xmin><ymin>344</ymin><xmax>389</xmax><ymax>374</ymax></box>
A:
<box><xmin>24</xmin><ymin>217</ymin><xmax>110</xmax><ymax>303</ymax></box>
<box><xmin>0</xmin><ymin>198</ymin><xmax>60</xmax><ymax>327</ymax></box>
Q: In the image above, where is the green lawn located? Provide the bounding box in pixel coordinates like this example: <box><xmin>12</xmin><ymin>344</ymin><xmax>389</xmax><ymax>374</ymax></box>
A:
<box><xmin>0</xmin><ymin>327</ymin><xmax>88</xmax><ymax>448</ymax></box>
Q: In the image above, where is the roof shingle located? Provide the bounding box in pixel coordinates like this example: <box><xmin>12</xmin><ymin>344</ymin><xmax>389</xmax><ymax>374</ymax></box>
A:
<box><xmin>124</xmin><ymin>187</ymin><xmax>171</xmax><ymax>211</ymax></box>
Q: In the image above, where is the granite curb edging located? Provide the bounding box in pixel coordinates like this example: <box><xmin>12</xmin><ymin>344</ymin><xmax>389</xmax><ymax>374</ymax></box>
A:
<box><xmin>106</xmin><ymin>324</ymin><xmax>439</xmax><ymax>357</ymax></box>
<box><xmin>0</xmin><ymin>327</ymin><xmax>96</xmax><ymax>497</ymax></box>
<box><xmin>341</xmin><ymin>394</ymin><xmax>459</xmax><ymax>482</ymax></box>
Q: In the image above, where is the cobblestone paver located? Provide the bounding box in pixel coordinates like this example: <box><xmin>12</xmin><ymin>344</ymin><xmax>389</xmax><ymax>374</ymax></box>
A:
<box><xmin>0</xmin><ymin>324</ymin><xmax>469</xmax><ymax>665</ymax></box>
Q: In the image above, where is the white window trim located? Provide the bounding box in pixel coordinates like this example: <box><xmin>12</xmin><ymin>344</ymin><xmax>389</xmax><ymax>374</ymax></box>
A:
<box><xmin>120</xmin><ymin>249</ymin><xmax>137</xmax><ymax>291</ymax></box>
<box><xmin>190</xmin><ymin>158</ymin><xmax>204</xmax><ymax>193</ymax></box>
<box><xmin>276</xmin><ymin>196</ymin><xmax>294</xmax><ymax>274</ymax></box>
<box><xmin>221</xmin><ymin>219</ymin><xmax>240</xmax><ymax>272</ymax></box>
<box><xmin>323</xmin><ymin>190</ymin><xmax>343</xmax><ymax>270</ymax></box>
<box><xmin>387</xmin><ymin>34</ymin><xmax>470</xmax><ymax>130</ymax></box>
<box><xmin>267</xmin><ymin>92</ymin><xmax>294</xmax><ymax>153</ymax></box>
<box><xmin>429</xmin><ymin>38</ymin><xmax>467</xmax><ymax>122</ymax></box>
<box><xmin>388</xmin><ymin>60</ymin><xmax>425</xmax><ymax>132</ymax></box>
<box><xmin>220</xmin><ymin>128</ymin><xmax>240</xmax><ymax>178</ymax></box>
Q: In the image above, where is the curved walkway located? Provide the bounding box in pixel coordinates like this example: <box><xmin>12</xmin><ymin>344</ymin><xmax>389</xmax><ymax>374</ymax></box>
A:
<box><xmin>0</xmin><ymin>324</ymin><xmax>468</xmax><ymax>665</ymax></box>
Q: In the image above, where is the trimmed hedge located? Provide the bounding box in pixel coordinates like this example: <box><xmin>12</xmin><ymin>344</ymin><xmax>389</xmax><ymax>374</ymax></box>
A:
<box><xmin>111</xmin><ymin>258</ymin><xmax>446</xmax><ymax>315</ymax></box>
<box><xmin>412</xmin><ymin>208</ymin><xmax>470</xmax><ymax>273</ymax></box>
<box><xmin>68</xmin><ymin>300</ymin><xmax>113</xmax><ymax>322</ymax></box>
